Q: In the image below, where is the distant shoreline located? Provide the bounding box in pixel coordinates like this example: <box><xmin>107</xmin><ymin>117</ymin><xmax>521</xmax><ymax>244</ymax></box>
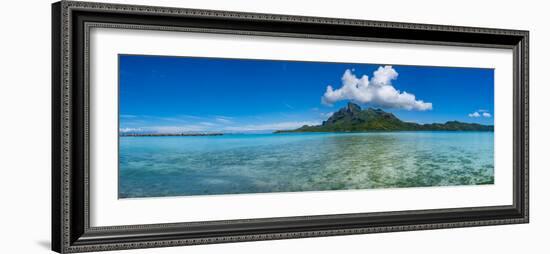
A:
<box><xmin>120</xmin><ymin>133</ymin><xmax>224</xmax><ymax>137</ymax></box>
<box><xmin>274</xmin><ymin>129</ymin><xmax>494</xmax><ymax>134</ymax></box>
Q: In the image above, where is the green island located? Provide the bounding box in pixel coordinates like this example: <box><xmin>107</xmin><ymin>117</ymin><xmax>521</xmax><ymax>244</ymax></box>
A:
<box><xmin>275</xmin><ymin>102</ymin><xmax>493</xmax><ymax>133</ymax></box>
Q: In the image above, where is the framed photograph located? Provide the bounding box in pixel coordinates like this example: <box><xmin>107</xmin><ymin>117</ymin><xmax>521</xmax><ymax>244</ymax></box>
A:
<box><xmin>52</xmin><ymin>1</ymin><xmax>529</xmax><ymax>253</ymax></box>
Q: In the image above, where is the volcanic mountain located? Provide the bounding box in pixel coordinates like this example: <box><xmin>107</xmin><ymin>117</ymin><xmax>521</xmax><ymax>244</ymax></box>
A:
<box><xmin>275</xmin><ymin>102</ymin><xmax>493</xmax><ymax>133</ymax></box>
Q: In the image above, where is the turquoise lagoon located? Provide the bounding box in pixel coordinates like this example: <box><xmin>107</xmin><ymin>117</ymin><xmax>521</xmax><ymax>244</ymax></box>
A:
<box><xmin>119</xmin><ymin>132</ymin><xmax>494</xmax><ymax>198</ymax></box>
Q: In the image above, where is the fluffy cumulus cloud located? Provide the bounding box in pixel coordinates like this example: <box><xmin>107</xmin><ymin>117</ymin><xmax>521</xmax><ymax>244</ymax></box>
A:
<box><xmin>469</xmin><ymin>110</ymin><xmax>492</xmax><ymax>118</ymax></box>
<box><xmin>321</xmin><ymin>66</ymin><xmax>432</xmax><ymax>111</ymax></box>
<box><xmin>468</xmin><ymin>112</ymin><xmax>481</xmax><ymax>118</ymax></box>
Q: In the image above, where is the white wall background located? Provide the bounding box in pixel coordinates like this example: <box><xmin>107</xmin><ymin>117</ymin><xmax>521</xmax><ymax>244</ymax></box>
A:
<box><xmin>0</xmin><ymin>0</ymin><xmax>547</xmax><ymax>253</ymax></box>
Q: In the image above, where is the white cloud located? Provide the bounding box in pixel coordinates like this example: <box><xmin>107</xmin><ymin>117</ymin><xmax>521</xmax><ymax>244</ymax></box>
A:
<box><xmin>199</xmin><ymin>122</ymin><xmax>216</xmax><ymax>126</ymax></box>
<box><xmin>120</xmin><ymin>125</ymin><xmax>214</xmax><ymax>134</ymax></box>
<box><xmin>215</xmin><ymin>117</ymin><xmax>233</xmax><ymax>124</ymax></box>
<box><xmin>223</xmin><ymin>121</ymin><xmax>320</xmax><ymax>132</ymax></box>
<box><xmin>468</xmin><ymin>112</ymin><xmax>481</xmax><ymax>118</ymax></box>
<box><xmin>321</xmin><ymin>66</ymin><xmax>432</xmax><ymax>111</ymax></box>
<box><xmin>145</xmin><ymin>125</ymin><xmax>210</xmax><ymax>133</ymax></box>
<box><xmin>320</xmin><ymin>112</ymin><xmax>334</xmax><ymax>118</ymax></box>
<box><xmin>119</xmin><ymin>127</ymin><xmax>143</xmax><ymax>133</ymax></box>
<box><xmin>283</xmin><ymin>102</ymin><xmax>294</xmax><ymax>109</ymax></box>
<box><xmin>123</xmin><ymin>121</ymin><xmax>322</xmax><ymax>134</ymax></box>
<box><xmin>468</xmin><ymin>110</ymin><xmax>492</xmax><ymax>118</ymax></box>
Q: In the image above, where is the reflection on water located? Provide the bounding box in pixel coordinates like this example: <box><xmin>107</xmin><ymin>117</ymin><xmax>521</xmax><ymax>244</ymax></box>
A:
<box><xmin>119</xmin><ymin>132</ymin><xmax>494</xmax><ymax>198</ymax></box>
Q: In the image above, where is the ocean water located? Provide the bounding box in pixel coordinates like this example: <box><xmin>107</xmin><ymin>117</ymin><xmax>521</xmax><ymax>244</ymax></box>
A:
<box><xmin>119</xmin><ymin>132</ymin><xmax>494</xmax><ymax>198</ymax></box>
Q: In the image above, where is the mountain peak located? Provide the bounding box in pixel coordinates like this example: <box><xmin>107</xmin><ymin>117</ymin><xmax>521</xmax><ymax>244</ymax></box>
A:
<box><xmin>346</xmin><ymin>102</ymin><xmax>361</xmax><ymax>113</ymax></box>
<box><xmin>323</xmin><ymin>102</ymin><xmax>392</xmax><ymax>127</ymax></box>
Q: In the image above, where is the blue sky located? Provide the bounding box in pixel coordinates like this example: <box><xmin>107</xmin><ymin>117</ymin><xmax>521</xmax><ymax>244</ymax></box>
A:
<box><xmin>119</xmin><ymin>55</ymin><xmax>494</xmax><ymax>133</ymax></box>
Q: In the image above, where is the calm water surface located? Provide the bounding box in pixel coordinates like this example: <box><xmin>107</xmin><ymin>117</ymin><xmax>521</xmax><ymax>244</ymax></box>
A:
<box><xmin>119</xmin><ymin>132</ymin><xmax>494</xmax><ymax>198</ymax></box>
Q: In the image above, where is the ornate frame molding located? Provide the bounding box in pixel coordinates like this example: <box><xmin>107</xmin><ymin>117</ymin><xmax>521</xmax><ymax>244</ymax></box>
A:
<box><xmin>52</xmin><ymin>1</ymin><xmax>529</xmax><ymax>253</ymax></box>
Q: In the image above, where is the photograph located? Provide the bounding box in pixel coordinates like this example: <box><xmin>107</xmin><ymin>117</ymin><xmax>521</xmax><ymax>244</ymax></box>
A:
<box><xmin>47</xmin><ymin>1</ymin><xmax>532</xmax><ymax>253</ymax></box>
<box><xmin>118</xmin><ymin>55</ymin><xmax>495</xmax><ymax>198</ymax></box>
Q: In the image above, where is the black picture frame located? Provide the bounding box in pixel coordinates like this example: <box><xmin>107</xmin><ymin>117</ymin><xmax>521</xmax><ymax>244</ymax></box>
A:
<box><xmin>52</xmin><ymin>1</ymin><xmax>529</xmax><ymax>253</ymax></box>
